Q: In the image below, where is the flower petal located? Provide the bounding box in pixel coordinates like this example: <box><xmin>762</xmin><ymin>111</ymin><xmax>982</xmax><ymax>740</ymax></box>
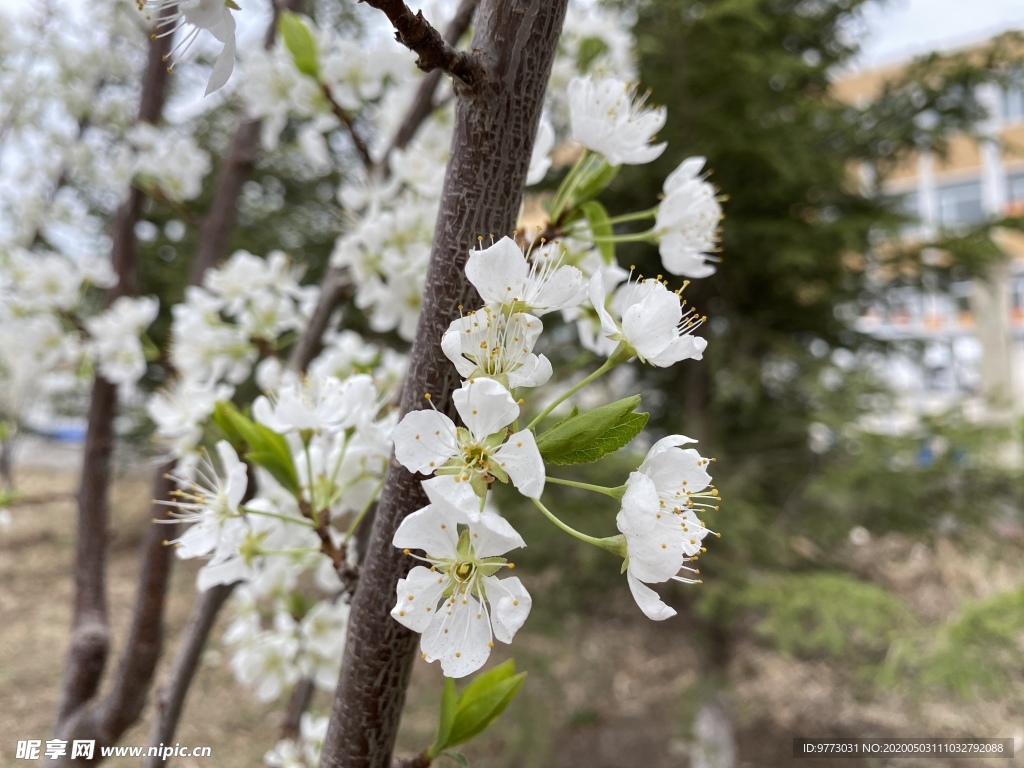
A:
<box><xmin>391</xmin><ymin>565</ymin><xmax>450</xmax><ymax>633</ymax></box>
<box><xmin>467</xmin><ymin>515</ymin><xmax>525</xmax><ymax>558</ymax></box>
<box><xmin>453</xmin><ymin>378</ymin><xmax>519</xmax><ymax>440</ymax></box>
<box><xmin>465</xmin><ymin>237</ymin><xmax>528</xmax><ymax>306</ymax></box>
<box><xmin>421</xmin><ymin>594</ymin><xmax>493</xmax><ymax>678</ymax></box>
<box><xmin>486</xmin><ymin>575</ymin><xmax>532</xmax><ymax>643</ymax></box>
<box><xmin>493</xmin><ymin>429</ymin><xmax>545</xmax><ymax>498</ymax></box>
<box><xmin>615</xmin><ymin>471</ymin><xmax>660</xmax><ymax>537</ymax></box>
<box><xmin>626</xmin><ymin>570</ymin><xmax>676</xmax><ymax>621</ymax></box>
<box><xmin>393</xmin><ymin>504</ymin><xmax>460</xmax><ymax>559</ymax></box>
<box><xmin>392</xmin><ymin>410</ymin><xmax>458</xmax><ymax>474</ymax></box>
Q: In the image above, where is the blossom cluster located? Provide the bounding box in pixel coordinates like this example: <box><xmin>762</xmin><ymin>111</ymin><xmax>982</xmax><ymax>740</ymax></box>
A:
<box><xmin>0</xmin><ymin>0</ymin><xmax>726</xmax><ymax>762</ymax></box>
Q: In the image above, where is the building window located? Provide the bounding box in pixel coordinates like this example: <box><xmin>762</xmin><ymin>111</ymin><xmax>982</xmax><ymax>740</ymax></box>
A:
<box><xmin>1007</xmin><ymin>170</ymin><xmax>1024</xmax><ymax>206</ymax></box>
<box><xmin>1001</xmin><ymin>83</ymin><xmax>1024</xmax><ymax>124</ymax></box>
<box><xmin>935</xmin><ymin>179</ymin><xmax>984</xmax><ymax>227</ymax></box>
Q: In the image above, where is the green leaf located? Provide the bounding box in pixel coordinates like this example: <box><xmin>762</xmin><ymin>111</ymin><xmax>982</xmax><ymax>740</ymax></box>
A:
<box><xmin>213</xmin><ymin>402</ymin><xmax>301</xmax><ymax>496</ymax></box>
<box><xmin>545</xmin><ymin>411</ymin><xmax>649</xmax><ymax>466</ymax></box>
<box><xmin>579</xmin><ymin>200</ymin><xmax>614</xmax><ymax>263</ymax></box>
<box><xmin>446</xmin><ymin>670</ymin><xmax>527</xmax><ymax>748</ymax></box>
<box><xmin>535</xmin><ymin>395</ymin><xmax>640</xmax><ymax>460</ymax></box>
<box><xmin>576</xmin><ymin>36</ymin><xmax>610</xmax><ymax>73</ymax></box>
<box><xmin>278</xmin><ymin>12</ymin><xmax>320</xmax><ymax>79</ymax></box>
<box><xmin>212</xmin><ymin>401</ymin><xmax>245</xmax><ymax>448</ymax></box>
<box><xmin>440</xmin><ymin>753</ymin><xmax>471</xmax><ymax>768</ymax></box>
<box><xmin>573</xmin><ymin>160</ymin><xmax>619</xmax><ymax>203</ymax></box>
<box><xmin>426</xmin><ymin>676</ymin><xmax>459</xmax><ymax>759</ymax></box>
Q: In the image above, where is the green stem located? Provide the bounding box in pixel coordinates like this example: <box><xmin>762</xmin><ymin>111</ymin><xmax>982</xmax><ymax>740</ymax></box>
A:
<box><xmin>546</xmin><ymin>476</ymin><xmax>626</xmax><ymax>499</ymax></box>
<box><xmin>586</xmin><ymin>229</ymin><xmax>657</xmax><ymax>244</ymax></box>
<box><xmin>531</xmin><ymin>497</ymin><xmax>623</xmax><ymax>554</ymax></box>
<box><xmin>527</xmin><ymin>357</ymin><xmax>619</xmax><ymax>430</ymax></box>
<box><xmin>549</xmin><ymin>150</ymin><xmax>590</xmax><ymax>219</ymax></box>
<box><xmin>568</xmin><ymin>207</ymin><xmax>658</xmax><ymax>231</ymax></box>
<box><xmin>551</xmin><ymin>152</ymin><xmax>600</xmax><ymax>221</ymax></box>
<box><xmin>342</xmin><ymin>479</ymin><xmax>384</xmax><ymax>546</ymax></box>
<box><xmin>241</xmin><ymin>506</ymin><xmax>316</xmax><ymax>528</ymax></box>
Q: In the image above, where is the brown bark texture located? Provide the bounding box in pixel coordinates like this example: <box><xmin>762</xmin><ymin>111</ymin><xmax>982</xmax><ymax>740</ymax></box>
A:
<box><xmin>319</xmin><ymin>1</ymin><xmax>569</xmax><ymax>765</ymax></box>
<box><xmin>53</xmin><ymin>23</ymin><xmax>173</xmax><ymax>736</ymax></box>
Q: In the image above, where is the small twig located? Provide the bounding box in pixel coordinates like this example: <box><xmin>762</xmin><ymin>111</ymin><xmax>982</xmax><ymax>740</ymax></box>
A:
<box><xmin>143</xmin><ymin>582</ymin><xmax>236</xmax><ymax>768</ymax></box>
<box><xmin>384</xmin><ymin>0</ymin><xmax>480</xmax><ymax>158</ymax></box>
<box><xmin>358</xmin><ymin>0</ymin><xmax>483</xmax><ymax>86</ymax></box>
<box><xmin>280</xmin><ymin>677</ymin><xmax>316</xmax><ymax>741</ymax></box>
<box><xmin>321</xmin><ymin>83</ymin><xmax>376</xmax><ymax>173</ymax></box>
<box><xmin>286</xmin><ymin>267</ymin><xmax>353</xmax><ymax>373</ymax></box>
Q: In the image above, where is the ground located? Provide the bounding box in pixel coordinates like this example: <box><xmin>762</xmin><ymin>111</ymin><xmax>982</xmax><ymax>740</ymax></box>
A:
<box><xmin>2</xmin><ymin>458</ymin><xmax>1023</xmax><ymax>768</ymax></box>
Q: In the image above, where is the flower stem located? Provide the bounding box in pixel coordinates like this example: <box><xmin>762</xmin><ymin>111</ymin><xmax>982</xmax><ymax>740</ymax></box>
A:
<box><xmin>527</xmin><ymin>357</ymin><xmax>619</xmax><ymax>430</ymax></box>
<box><xmin>549</xmin><ymin>150</ymin><xmax>590</xmax><ymax>220</ymax></box>
<box><xmin>241</xmin><ymin>506</ymin><xmax>316</xmax><ymax>528</ymax></box>
<box><xmin>586</xmin><ymin>228</ymin><xmax>657</xmax><ymax>244</ymax></box>
<box><xmin>342</xmin><ymin>479</ymin><xmax>384</xmax><ymax>547</ymax></box>
<box><xmin>568</xmin><ymin>207</ymin><xmax>658</xmax><ymax>231</ymax></box>
<box><xmin>546</xmin><ymin>476</ymin><xmax>626</xmax><ymax>499</ymax></box>
<box><xmin>531</xmin><ymin>497</ymin><xmax>622</xmax><ymax>554</ymax></box>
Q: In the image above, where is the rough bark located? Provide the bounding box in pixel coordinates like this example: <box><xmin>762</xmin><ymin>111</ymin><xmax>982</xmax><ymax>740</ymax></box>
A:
<box><xmin>319</xmin><ymin>2</ymin><xmax>569</xmax><ymax>765</ymax></box>
<box><xmin>142</xmin><ymin>583</ymin><xmax>236</xmax><ymax>768</ymax></box>
<box><xmin>53</xmin><ymin>22</ymin><xmax>173</xmax><ymax>731</ymax></box>
<box><xmin>52</xmin><ymin>471</ymin><xmax>179</xmax><ymax>763</ymax></box>
<box><xmin>384</xmin><ymin>0</ymin><xmax>479</xmax><ymax>156</ymax></box>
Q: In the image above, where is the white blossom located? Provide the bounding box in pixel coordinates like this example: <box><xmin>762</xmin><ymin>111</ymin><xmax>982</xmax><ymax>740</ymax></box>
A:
<box><xmin>145</xmin><ymin>0</ymin><xmax>238</xmax><ymax>96</ymax></box>
<box><xmin>588</xmin><ymin>271</ymin><xmax>707</xmax><ymax>367</ymax></box>
<box><xmin>441</xmin><ymin>307</ymin><xmax>552</xmax><ymax>389</ymax></box>
<box><xmin>655</xmin><ymin>157</ymin><xmax>722</xmax><ymax>278</ymax></box>
<box><xmin>616</xmin><ymin>436</ymin><xmax>715</xmax><ymax>620</ymax></box>
<box><xmin>391</xmin><ymin>494</ymin><xmax>531</xmax><ymax>677</ymax></box>
<box><xmin>392</xmin><ymin>378</ymin><xmax>544</xmax><ymax>500</ymax></box>
<box><xmin>465</xmin><ymin>237</ymin><xmax>585</xmax><ymax>316</ymax></box>
<box><xmin>568</xmin><ymin>76</ymin><xmax>666</xmax><ymax>166</ymax></box>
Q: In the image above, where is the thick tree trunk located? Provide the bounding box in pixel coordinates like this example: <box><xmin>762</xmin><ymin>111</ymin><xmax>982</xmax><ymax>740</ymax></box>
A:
<box><xmin>319</xmin><ymin>2</ymin><xmax>569</xmax><ymax>765</ymax></box>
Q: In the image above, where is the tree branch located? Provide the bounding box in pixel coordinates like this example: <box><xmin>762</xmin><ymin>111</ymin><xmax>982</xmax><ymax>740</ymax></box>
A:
<box><xmin>53</xmin><ymin>18</ymin><xmax>173</xmax><ymax>732</ymax></box>
<box><xmin>287</xmin><ymin>267</ymin><xmax>353</xmax><ymax>373</ymax></box>
<box><xmin>280</xmin><ymin>677</ymin><xmax>316</xmax><ymax>741</ymax></box>
<box><xmin>143</xmin><ymin>582</ymin><xmax>236</xmax><ymax>768</ymax></box>
<box><xmin>384</xmin><ymin>0</ymin><xmax>480</xmax><ymax>157</ymax></box>
<box><xmin>318</xmin><ymin>1</ymin><xmax>569</xmax><ymax>765</ymax></box>
<box><xmin>358</xmin><ymin>0</ymin><xmax>484</xmax><ymax>86</ymax></box>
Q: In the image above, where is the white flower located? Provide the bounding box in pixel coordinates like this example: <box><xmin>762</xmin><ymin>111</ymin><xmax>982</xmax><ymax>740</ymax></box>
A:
<box><xmin>392</xmin><ymin>378</ymin><xmax>544</xmax><ymax>500</ymax></box>
<box><xmin>588</xmin><ymin>271</ymin><xmax>707</xmax><ymax>367</ymax></box>
<box><xmin>567</xmin><ymin>76</ymin><xmax>666</xmax><ymax>166</ymax></box>
<box><xmin>466</xmin><ymin>237</ymin><xmax>585</xmax><ymax>316</ymax></box>
<box><xmin>148</xmin><ymin>377</ymin><xmax>235</xmax><ymax>457</ymax></box>
<box><xmin>85</xmin><ymin>295</ymin><xmax>159</xmax><ymax>387</ymax></box>
<box><xmin>441</xmin><ymin>307</ymin><xmax>552</xmax><ymax>389</ymax></box>
<box><xmin>231</xmin><ymin>627</ymin><xmax>300</xmax><ymax>702</ymax></box>
<box><xmin>253</xmin><ymin>373</ymin><xmax>378</xmax><ymax>435</ymax></box>
<box><xmin>526</xmin><ymin>117</ymin><xmax>555</xmax><ymax>186</ymax></box>
<box><xmin>161</xmin><ymin>440</ymin><xmax>248</xmax><ymax>560</ymax></box>
<box><xmin>655</xmin><ymin>157</ymin><xmax>722</xmax><ymax>278</ymax></box>
<box><xmin>616</xmin><ymin>436</ymin><xmax>716</xmax><ymax>620</ymax></box>
<box><xmin>391</xmin><ymin>496</ymin><xmax>531</xmax><ymax>677</ymax></box>
<box><xmin>146</xmin><ymin>0</ymin><xmax>238</xmax><ymax>96</ymax></box>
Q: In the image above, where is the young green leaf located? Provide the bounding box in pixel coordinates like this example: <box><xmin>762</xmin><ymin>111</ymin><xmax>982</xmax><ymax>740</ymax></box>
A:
<box><xmin>446</xmin><ymin>672</ymin><xmax>527</xmax><ymax>747</ymax></box>
<box><xmin>545</xmin><ymin>411</ymin><xmax>649</xmax><ymax>466</ymax></box>
<box><xmin>579</xmin><ymin>200</ymin><xmax>615</xmax><ymax>263</ymax></box>
<box><xmin>426</xmin><ymin>677</ymin><xmax>459</xmax><ymax>760</ymax></box>
<box><xmin>534</xmin><ymin>395</ymin><xmax>640</xmax><ymax>459</ymax></box>
<box><xmin>213</xmin><ymin>402</ymin><xmax>301</xmax><ymax>495</ymax></box>
<box><xmin>573</xmin><ymin>160</ymin><xmax>620</xmax><ymax>203</ymax></box>
<box><xmin>278</xmin><ymin>12</ymin><xmax>320</xmax><ymax>79</ymax></box>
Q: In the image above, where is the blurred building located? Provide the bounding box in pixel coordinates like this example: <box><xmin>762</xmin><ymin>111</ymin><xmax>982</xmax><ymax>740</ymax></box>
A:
<box><xmin>834</xmin><ymin>45</ymin><xmax>1024</xmax><ymax>443</ymax></box>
